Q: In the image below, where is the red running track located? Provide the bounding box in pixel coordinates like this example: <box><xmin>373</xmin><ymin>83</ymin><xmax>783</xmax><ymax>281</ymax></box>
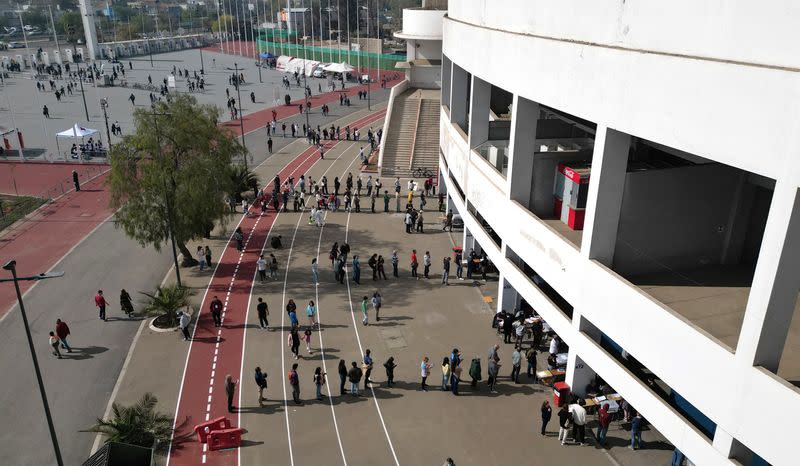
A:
<box><xmin>0</xmin><ymin>161</ymin><xmax>108</xmax><ymax>197</ymax></box>
<box><xmin>167</xmin><ymin>108</ymin><xmax>387</xmax><ymax>466</ymax></box>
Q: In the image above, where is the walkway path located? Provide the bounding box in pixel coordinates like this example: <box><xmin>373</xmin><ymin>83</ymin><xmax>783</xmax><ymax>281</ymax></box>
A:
<box><xmin>167</xmin><ymin>109</ymin><xmax>387</xmax><ymax>466</ymax></box>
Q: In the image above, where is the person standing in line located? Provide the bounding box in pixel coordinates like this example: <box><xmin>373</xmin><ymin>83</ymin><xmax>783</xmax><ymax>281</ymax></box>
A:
<box><xmin>442</xmin><ymin>256</ymin><xmax>451</xmax><ymax>285</ymax></box>
<box><xmin>55</xmin><ymin>319</ymin><xmax>72</xmax><ymax>353</ymax></box>
<box><xmin>288</xmin><ymin>325</ymin><xmax>301</xmax><ymax>359</ymax></box>
<box><xmin>304</xmin><ymin>327</ymin><xmax>313</xmax><ymax>354</ymax></box>
<box><xmin>197</xmin><ymin>246</ymin><xmax>206</xmax><ymax>271</ymax></box>
<box><xmin>630</xmin><ymin>412</ymin><xmax>643</xmax><ymax>450</ymax></box>
<box><xmin>391</xmin><ymin>250</ymin><xmax>399</xmax><ymax>277</ymax></box>
<box><xmin>558</xmin><ymin>403</ymin><xmax>572</xmax><ymax>445</ymax></box>
<box><xmin>455</xmin><ymin>249</ymin><xmax>464</xmax><ymax>280</ymax></box>
<box><xmin>469</xmin><ymin>356</ymin><xmax>482</xmax><ymax>387</ymax></box>
<box><xmin>526</xmin><ymin>346</ymin><xmax>538</xmax><ymax>381</ymax></box>
<box><xmin>404</xmin><ymin>210</ymin><xmax>413</xmax><ymax>234</ymax></box>
<box><xmin>511</xmin><ymin>346</ymin><xmax>522</xmax><ymax>384</ymax></box>
<box><xmin>420</xmin><ymin>356</ymin><xmax>432</xmax><ymax>391</ymax></box>
<box><xmin>306</xmin><ymin>300</ymin><xmax>317</xmax><ymax>328</ymax></box>
<box><xmin>441</xmin><ymin>357</ymin><xmax>451</xmax><ymax>391</ymax></box>
<box><xmin>254</xmin><ymin>367</ymin><xmax>268</xmax><ymax>406</ymax></box>
<box><xmin>383</xmin><ymin>190</ymin><xmax>390</xmax><ymax>212</ymax></box>
<box><xmin>597</xmin><ymin>403</ymin><xmax>611</xmax><ymax>446</ymax></box>
<box><xmin>383</xmin><ymin>356</ymin><xmax>397</xmax><ymax>387</ymax></box>
<box><xmin>269</xmin><ymin>254</ymin><xmax>279</xmax><ymax>280</ymax></box>
<box><xmin>541</xmin><ymin>400</ymin><xmax>553</xmax><ymax>436</ymax></box>
<box><xmin>48</xmin><ymin>331</ymin><xmax>62</xmax><ymax>359</ymax></box>
<box><xmin>289</xmin><ymin>363</ymin><xmax>302</xmax><ymax>404</ymax></box>
<box><xmin>338</xmin><ymin>360</ymin><xmax>348</xmax><ymax>396</ymax></box>
<box><xmin>352</xmin><ymin>255</ymin><xmax>361</xmax><ymax>285</ymax></box>
<box><xmin>311</xmin><ymin>258</ymin><xmax>319</xmax><ymax>284</ymax></box>
<box><xmin>423</xmin><ymin>251</ymin><xmax>431</xmax><ymax>279</ymax></box>
<box><xmin>205</xmin><ymin>245</ymin><xmax>212</xmax><ymax>267</ymax></box>
<box><xmin>360</xmin><ymin>296</ymin><xmax>369</xmax><ymax>325</ymax></box>
<box><xmin>179</xmin><ymin>310</ymin><xmax>191</xmax><ymax>341</ymax></box>
<box><xmin>410</xmin><ymin>249</ymin><xmax>419</xmax><ymax>279</ymax></box>
<box><xmin>210</xmin><ymin>295</ymin><xmax>223</xmax><ymax>327</ymax></box>
<box><xmin>416</xmin><ymin>211</ymin><xmax>425</xmax><ymax>233</ymax></box>
<box><xmin>257</xmin><ymin>254</ymin><xmax>267</xmax><ymax>282</ymax></box>
<box><xmin>363</xmin><ymin>349</ymin><xmax>374</xmax><ymax>389</ymax></box>
<box><xmin>256</xmin><ymin>297</ymin><xmax>269</xmax><ymax>330</ymax></box>
<box><xmin>377</xmin><ymin>255</ymin><xmax>387</xmax><ymax>279</ymax></box>
<box><xmin>371</xmin><ymin>291</ymin><xmax>382</xmax><ymax>321</ymax></box>
<box><xmin>348</xmin><ymin>361</ymin><xmax>363</xmax><ymax>396</ymax></box>
<box><xmin>569</xmin><ymin>399</ymin><xmax>588</xmax><ymax>446</ymax></box>
<box><xmin>487</xmin><ymin>355</ymin><xmax>500</xmax><ymax>393</ymax></box>
<box><xmin>367</xmin><ymin>254</ymin><xmax>378</xmax><ymax>280</ymax></box>
<box><xmin>225</xmin><ymin>374</ymin><xmax>237</xmax><ymax>413</ymax></box>
<box><xmin>95</xmin><ymin>290</ymin><xmax>107</xmax><ymax>321</ymax></box>
<box><xmin>314</xmin><ymin>367</ymin><xmax>326</xmax><ymax>401</ymax></box>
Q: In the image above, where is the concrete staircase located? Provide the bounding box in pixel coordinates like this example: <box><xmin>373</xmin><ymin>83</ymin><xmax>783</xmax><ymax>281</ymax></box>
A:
<box><xmin>381</xmin><ymin>90</ymin><xmax>421</xmax><ymax>178</ymax></box>
<box><xmin>410</xmin><ymin>98</ymin><xmax>441</xmax><ymax>176</ymax></box>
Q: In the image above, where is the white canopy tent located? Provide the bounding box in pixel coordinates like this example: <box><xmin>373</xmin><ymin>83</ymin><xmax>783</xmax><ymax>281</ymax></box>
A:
<box><xmin>323</xmin><ymin>62</ymin><xmax>355</xmax><ymax>73</ymax></box>
<box><xmin>55</xmin><ymin>124</ymin><xmax>101</xmax><ymax>161</ymax></box>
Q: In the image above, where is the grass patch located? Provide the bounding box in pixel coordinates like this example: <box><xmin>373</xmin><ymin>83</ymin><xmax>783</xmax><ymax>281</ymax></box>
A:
<box><xmin>0</xmin><ymin>194</ymin><xmax>47</xmax><ymax>231</ymax></box>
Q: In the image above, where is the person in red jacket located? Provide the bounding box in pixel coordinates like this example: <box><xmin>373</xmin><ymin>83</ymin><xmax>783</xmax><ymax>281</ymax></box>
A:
<box><xmin>55</xmin><ymin>319</ymin><xmax>72</xmax><ymax>353</ymax></box>
<box><xmin>95</xmin><ymin>290</ymin><xmax>107</xmax><ymax>321</ymax></box>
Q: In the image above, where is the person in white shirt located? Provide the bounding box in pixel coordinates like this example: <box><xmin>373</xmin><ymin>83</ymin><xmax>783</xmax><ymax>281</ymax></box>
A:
<box><xmin>178</xmin><ymin>310</ymin><xmax>191</xmax><ymax>341</ymax></box>
<box><xmin>569</xmin><ymin>400</ymin><xmax>588</xmax><ymax>445</ymax></box>
<box><xmin>549</xmin><ymin>335</ymin><xmax>560</xmax><ymax>356</ymax></box>
<box><xmin>256</xmin><ymin>254</ymin><xmax>267</xmax><ymax>282</ymax></box>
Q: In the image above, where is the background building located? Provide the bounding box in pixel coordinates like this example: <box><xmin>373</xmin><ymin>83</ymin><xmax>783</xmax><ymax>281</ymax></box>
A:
<box><xmin>437</xmin><ymin>1</ymin><xmax>800</xmax><ymax>465</ymax></box>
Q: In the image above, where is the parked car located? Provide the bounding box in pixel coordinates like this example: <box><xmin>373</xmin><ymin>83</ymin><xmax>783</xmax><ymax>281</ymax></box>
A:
<box><xmin>312</xmin><ymin>67</ymin><xmax>326</xmax><ymax>78</ymax></box>
<box><xmin>8</xmin><ymin>41</ymin><xmax>25</xmax><ymax>49</ymax></box>
<box><xmin>451</xmin><ymin>214</ymin><xmax>464</xmax><ymax>230</ymax></box>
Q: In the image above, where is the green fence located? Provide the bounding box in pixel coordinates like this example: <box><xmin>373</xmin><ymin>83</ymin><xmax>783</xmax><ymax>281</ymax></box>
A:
<box><xmin>256</xmin><ymin>39</ymin><xmax>405</xmax><ymax>71</ymax></box>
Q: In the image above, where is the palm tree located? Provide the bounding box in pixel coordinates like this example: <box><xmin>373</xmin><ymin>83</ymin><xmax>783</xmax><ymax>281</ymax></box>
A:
<box><xmin>141</xmin><ymin>284</ymin><xmax>195</xmax><ymax>328</ymax></box>
<box><xmin>228</xmin><ymin>164</ymin><xmax>259</xmax><ymax>202</ymax></box>
<box><xmin>83</xmin><ymin>393</ymin><xmax>174</xmax><ymax>452</ymax></box>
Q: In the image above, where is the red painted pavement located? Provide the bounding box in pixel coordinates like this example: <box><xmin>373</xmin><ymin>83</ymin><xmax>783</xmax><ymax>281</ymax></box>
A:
<box><xmin>167</xmin><ymin>109</ymin><xmax>387</xmax><ymax>466</ymax></box>
<box><xmin>0</xmin><ymin>170</ymin><xmax>112</xmax><ymax>316</ymax></box>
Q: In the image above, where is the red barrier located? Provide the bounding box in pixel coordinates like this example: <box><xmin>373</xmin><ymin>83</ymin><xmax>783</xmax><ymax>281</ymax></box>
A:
<box><xmin>193</xmin><ymin>417</ymin><xmax>232</xmax><ymax>443</ymax></box>
<box><xmin>207</xmin><ymin>428</ymin><xmax>244</xmax><ymax>451</ymax></box>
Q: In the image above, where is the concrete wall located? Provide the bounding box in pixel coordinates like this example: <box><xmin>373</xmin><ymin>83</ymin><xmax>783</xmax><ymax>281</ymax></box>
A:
<box><xmin>613</xmin><ymin>164</ymin><xmax>742</xmax><ymax>276</ymax></box>
<box><xmin>410</xmin><ymin>66</ymin><xmax>441</xmax><ymax>89</ymax></box>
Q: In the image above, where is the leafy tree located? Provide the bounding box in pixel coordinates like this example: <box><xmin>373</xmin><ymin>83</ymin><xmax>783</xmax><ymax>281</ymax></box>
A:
<box><xmin>59</xmin><ymin>11</ymin><xmax>84</xmax><ymax>41</ymax></box>
<box><xmin>141</xmin><ymin>284</ymin><xmax>195</xmax><ymax>327</ymax></box>
<box><xmin>211</xmin><ymin>14</ymin><xmax>235</xmax><ymax>36</ymax></box>
<box><xmin>21</xmin><ymin>8</ymin><xmax>48</xmax><ymax>30</ymax></box>
<box><xmin>83</xmin><ymin>393</ymin><xmax>174</xmax><ymax>452</ymax></box>
<box><xmin>107</xmin><ymin>94</ymin><xmax>245</xmax><ymax>267</ymax></box>
<box><xmin>228</xmin><ymin>164</ymin><xmax>259</xmax><ymax>203</ymax></box>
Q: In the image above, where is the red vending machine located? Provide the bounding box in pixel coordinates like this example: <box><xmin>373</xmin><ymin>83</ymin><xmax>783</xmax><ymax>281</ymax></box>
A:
<box><xmin>553</xmin><ymin>382</ymin><xmax>571</xmax><ymax>407</ymax></box>
<box><xmin>553</xmin><ymin>162</ymin><xmax>591</xmax><ymax>230</ymax></box>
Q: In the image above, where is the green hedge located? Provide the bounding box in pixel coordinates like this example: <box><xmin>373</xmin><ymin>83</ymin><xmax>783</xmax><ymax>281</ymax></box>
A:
<box><xmin>256</xmin><ymin>39</ymin><xmax>405</xmax><ymax>71</ymax></box>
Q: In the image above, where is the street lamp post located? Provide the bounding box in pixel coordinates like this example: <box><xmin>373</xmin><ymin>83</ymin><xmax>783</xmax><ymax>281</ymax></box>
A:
<box><xmin>77</xmin><ymin>66</ymin><xmax>90</xmax><ymax>121</ymax></box>
<box><xmin>0</xmin><ymin>261</ymin><xmax>65</xmax><ymax>466</ymax></box>
<box><xmin>100</xmin><ymin>98</ymin><xmax>112</xmax><ymax>149</ymax></box>
<box><xmin>233</xmin><ymin>62</ymin><xmax>248</xmax><ymax>170</ymax></box>
<box><xmin>199</xmin><ymin>46</ymin><xmax>205</xmax><ymax>74</ymax></box>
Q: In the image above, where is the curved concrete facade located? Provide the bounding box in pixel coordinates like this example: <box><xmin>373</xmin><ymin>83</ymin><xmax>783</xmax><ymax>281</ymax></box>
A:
<box><xmin>439</xmin><ymin>2</ymin><xmax>800</xmax><ymax>465</ymax></box>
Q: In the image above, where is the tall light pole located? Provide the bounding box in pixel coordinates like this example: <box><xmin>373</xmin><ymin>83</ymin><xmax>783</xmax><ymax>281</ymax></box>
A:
<box><xmin>100</xmin><ymin>98</ymin><xmax>112</xmax><ymax>149</ymax></box>
<box><xmin>232</xmin><ymin>63</ymin><xmax>248</xmax><ymax>169</ymax></box>
<box><xmin>77</xmin><ymin>66</ymin><xmax>90</xmax><ymax>121</ymax></box>
<box><xmin>1</xmin><ymin>261</ymin><xmax>65</xmax><ymax>466</ymax></box>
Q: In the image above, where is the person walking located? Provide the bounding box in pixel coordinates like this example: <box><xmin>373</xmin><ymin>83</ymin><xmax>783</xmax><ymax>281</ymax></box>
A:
<box><xmin>210</xmin><ymin>295</ymin><xmax>223</xmax><ymax>327</ymax></box>
<box><xmin>360</xmin><ymin>295</ymin><xmax>369</xmax><ymax>325</ymax></box>
<box><xmin>289</xmin><ymin>363</ymin><xmax>302</xmax><ymax>404</ymax></box>
<box><xmin>441</xmin><ymin>357</ymin><xmax>451</xmax><ymax>391</ymax></box>
<box><xmin>311</xmin><ymin>258</ymin><xmax>319</xmax><ymax>284</ymax></box>
<box><xmin>420</xmin><ymin>356</ymin><xmax>432</xmax><ymax>391</ymax></box>
<box><xmin>257</xmin><ymin>254</ymin><xmax>267</xmax><ymax>282</ymax></box>
<box><xmin>95</xmin><ymin>290</ymin><xmax>107</xmax><ymax>321</ymax></box>
<box><xmin>225</xmin><ymin>374</ymin><xmax>237</xmax><ymax>413</ymax></box>
<box><xmin>377</xmin><ymin>255</ymin><xmax>387</xmax><ymax>279</ymax></box>
<box><xmin>423</xmin><ymin>251</ymin><xmax>431</xmax><ymax>279</ymax></box>
<box><xmin>288</xmin><ymin>326</ymin><xmax>301</xmax><ymax>359</ymax></box>
<box><xmin>352</xmin><ymin>255</ymin><xmax>361</xmax><ymax>285</ymax></box>
<box><xmin>511</xmin><ymin>346</ymin><xmax>522</xmax><ymax>384</ymax></box>
<box><xmin>455</xmin><ymin>249</ymin><xmax>464</xmax><ymax>280</ymax></box>
<box><xmin>313</xmin><ymin>367</ymin><xmax>326</xmax><ymax>401</ymax></box>
<box><xmin>48</xmin><ymin>331</ymin><xmax>62</xmax><ymax>359</ymax></box>
<box><xmin>362</xmin><ymin>349</ymin><xmax>374</xmax><ymax>389</ymax></box>
<box><xmin>205</xmin><ymin>245</ymin><xmax>212</xmax><ymax>267</ymax></box>
<box><xmin>597</xmin><ymin>403</ymin><xmax>611</xmax><ymax>446</ymax></box>
<box><xmin>303</xmin><ymin>326</ymin><xmax>313</xmax><ymax>354</ymax></box>
<box><xmin>630</xmin><ymin>412</ymin><xmax>643</xmax><ymax>450</ymax></box>
<box><xmin>410</xmin><ymin>250</ymin><xmax>419</xmax><ymax>279</ymax></box>
<box><xmin>338</xmin><ymin>360</ymin><xmax>348</xmax><ymax>396</ymax></box>
<box><xmin>179</xmin><ymin>311</ymin><xmax>191</xmax><ymax>341</ymax></box>
<box><xmin>383</xmin><ymin>356</ymin><xmax>397</xmax><ymax>387</ymax></box>
<box><xmin>72</xmin><ymin>170</ymin><xmax>81</xmax><ymax>192</ymax></box>
<box><xmin>197</xmin><ymin>246</ymin><xmax>206</xmax><ymax>271</ymax></box>
<box><xmin>348</xmin><ymin>361</ymin><xmax>363</xmax><ymax>396</ymax></box>
<box><xmin>234</xmin><ymin>227</ymin><xmax>244</xmax><ymax>251</ymax></box>
<box><xmin>391</xmin><ymin>250</ymin><xmax>399</xmax><ymax>277</ymax></box>
<box><xmin>367</xmin><ymin>254</ymin><xmax>378</xmax><ymax>280</ymax></box>
<box><xmin>254</xmin><ymin>367</ymin><xmax>268</xmax><ymax>406</ymax></box>
<box><xmin>306</xmin><ymin>300</ymin><xmax>317</xmax><ymax>328</ymax></box>
<box><xmin>256</xmin><ymin>297</ymin><xmax>269</xmax><ymax>330</ymax></box>
<box><xmin>541</xmin><ymin>400</ymin><xmax>553</xmax><ymax>436</ymax></box>
<box><xmin>558</xmin><ymin>403</ymin><xmax>572</xmax><ymax>445</ymax></box>
<box><xmin>287</xmin><ymin>299</ymin><xmax>299</xmax><ymax>327</ymax></box>
<box><xmin>371</xmin><ymin>291</ymin><xmax>382</xmax><ymax>321</ymax></box>
<box><xmin>269</xmin><ymin>254</ymin><xmax>279</xmax><ymax>280</ymax></box>
<box><xmin>55</xmin><ymin>319</ymin><xmax>72</xmax><ymax>353</ymax></box>
<box><xmin>442</xmin><ymin>256</ymin><xmax>451</xmax><ymax>285</ymax></box>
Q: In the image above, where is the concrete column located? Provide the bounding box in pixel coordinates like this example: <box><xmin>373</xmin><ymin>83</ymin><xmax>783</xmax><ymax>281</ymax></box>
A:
<box><xmin>441</xmin><ymin>55</ymin><xmax>452</xmax><ymax>110</ymax></box>
<box><xmin>450</xmin><ymin>64</ymin><xmax>469</xmax><ymax>133</ymax></box>
<box><xmin>566</xmin><ymin>314</ymin><xmax>601</xmax><ymax>396</ymax></box>
<box><xmin>736</xmin><ymin>181</ymin><xmax>800</xmax><ymax>372</ymax></box>
<box><xmin>712</xmin><ymin>428</ymin><xmax>735</xmax><ymax>458</ymax></box>
<box><xmin>580</xmin><ymin>126</ymin><xmax>631</xmax><ymax>266</ymax></box>
<box><xmin>467</xmin><ymin>76</ymin><xmax>491</xmax><ymax>149</ymax></box>
<box><xmin>497</xmin><ymin>275</ymin><xmax>518</xmax><ymax>313</ymax></box>
<box><xmin>78</xmin><ymin>0</ymin><xmax>100</xmax><ymax>60</ymax></box>
<box><xmin>463</xmin><ymin>226</ymin><xmax>475</xmax><ymax>254</ymax></box>
<box><xmin>507</xmin><ymin>95</ymin><xmax>539</xmax><ymax>206</ymax></box>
